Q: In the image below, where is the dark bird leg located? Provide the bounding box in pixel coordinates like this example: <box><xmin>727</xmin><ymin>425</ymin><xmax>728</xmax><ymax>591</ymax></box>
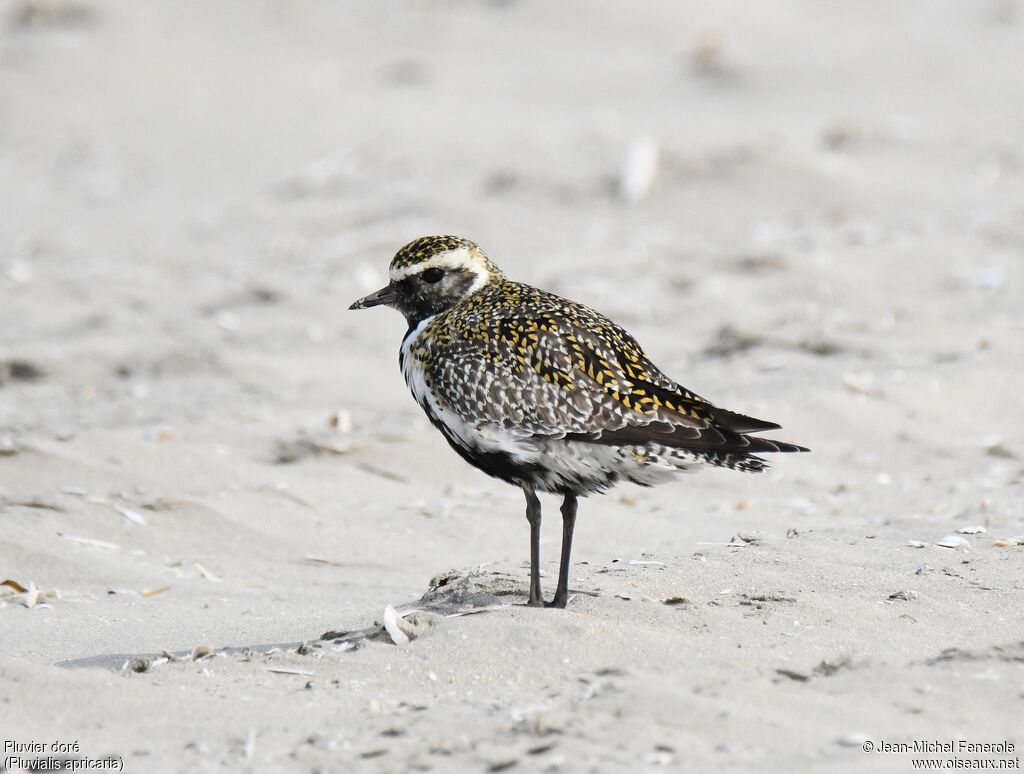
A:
<box><xmin>523</xmin><ymin>484</ymin><xmax>544</xmax><ymax>607</ymax></box>
<box><xmin>546</xmin><ymin>493</ymin><xmax>578</xmax><ymax>609</ymax></box>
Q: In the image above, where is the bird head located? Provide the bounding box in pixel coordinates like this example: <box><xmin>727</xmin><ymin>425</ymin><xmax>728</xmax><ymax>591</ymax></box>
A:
<box><xmin>349</xmin><ymin>235</ymin><xmax>503</xmax><ymax>325</ymax></box>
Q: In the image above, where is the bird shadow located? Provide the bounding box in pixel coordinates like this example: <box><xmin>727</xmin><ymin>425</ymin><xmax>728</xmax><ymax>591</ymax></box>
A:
<box><xmin>56</xmin><ymin>570</ymin><xmax>584</xmax><ymax>671</ymax></box>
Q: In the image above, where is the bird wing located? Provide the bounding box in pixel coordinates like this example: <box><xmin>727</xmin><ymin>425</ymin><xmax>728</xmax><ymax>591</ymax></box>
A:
<box><xmin>423</xmin><ymin>296</ymin><xmax>804</xmax><ymax>456</ymax></box>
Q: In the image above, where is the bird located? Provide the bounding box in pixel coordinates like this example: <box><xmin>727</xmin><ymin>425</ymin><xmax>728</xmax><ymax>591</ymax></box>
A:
<box><xmin>350</xmin><ymin>235</ymin><xmax>808</xmax><ymax>608</ymax></box>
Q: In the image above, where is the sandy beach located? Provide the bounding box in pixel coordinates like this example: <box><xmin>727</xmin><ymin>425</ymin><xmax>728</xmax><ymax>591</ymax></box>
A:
<box><xmin>2</xmin><ymin>1</ymin><xmax>1023</xmax><ymax>771</ymax></box>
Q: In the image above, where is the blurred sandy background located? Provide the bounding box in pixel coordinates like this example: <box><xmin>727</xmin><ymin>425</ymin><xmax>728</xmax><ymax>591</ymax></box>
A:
<box><xmin>2</xmin><ymin>1</ymin><xmax>1023</xmax><ymax>772</ymax></box>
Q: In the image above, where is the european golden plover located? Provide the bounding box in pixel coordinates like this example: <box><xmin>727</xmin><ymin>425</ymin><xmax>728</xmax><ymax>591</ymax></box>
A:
<box><xmin>350</xmin><ymin>235</ymin><xmax>808</xmax><ymax>608</ymax></box>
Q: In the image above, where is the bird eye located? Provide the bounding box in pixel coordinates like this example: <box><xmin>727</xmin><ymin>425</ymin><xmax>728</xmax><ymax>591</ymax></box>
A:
<box><xmin>421</xmin><ymin>267</ymin><xmax>445</xmax><ymax>284</ymax></box>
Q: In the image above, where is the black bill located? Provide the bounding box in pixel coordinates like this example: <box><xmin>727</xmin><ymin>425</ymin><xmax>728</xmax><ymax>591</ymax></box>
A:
<box><xmin>349</xmin><ymin>283</ymin><xmax>397</xmax><ymax>310</ymax></box>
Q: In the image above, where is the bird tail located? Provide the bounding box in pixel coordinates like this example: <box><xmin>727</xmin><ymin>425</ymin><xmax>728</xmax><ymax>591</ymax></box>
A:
<box><xmin>670</xmin><ymin>436</ymin><xmax>808</xmax><ymax>473</ymax></box>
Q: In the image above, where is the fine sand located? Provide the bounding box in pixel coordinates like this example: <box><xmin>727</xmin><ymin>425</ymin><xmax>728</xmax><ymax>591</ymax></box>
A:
<box><xmin>2</xmin><ymin>1</ymin><xmax>1023</xmax><ymax>772</ymax></box>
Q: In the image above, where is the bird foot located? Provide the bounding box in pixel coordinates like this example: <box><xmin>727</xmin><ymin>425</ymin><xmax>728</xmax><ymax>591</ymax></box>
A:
<box><xmin>525</xmin><ymin>592</ymin><xmax>568</xmax><ymax>609</ymax></box>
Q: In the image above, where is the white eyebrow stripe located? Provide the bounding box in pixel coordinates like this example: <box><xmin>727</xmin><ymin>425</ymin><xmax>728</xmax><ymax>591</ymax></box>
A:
<box><xmin>389</xmin><ymin>247</ymin><xmax>488</xmax><ymax>282</ymax></box>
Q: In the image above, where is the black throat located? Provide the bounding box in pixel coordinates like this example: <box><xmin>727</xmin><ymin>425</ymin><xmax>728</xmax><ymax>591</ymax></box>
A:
<box><xmin>395</xmin><ymin>269</ymin><xmax>481</xmax><ymax>328</ymax></box>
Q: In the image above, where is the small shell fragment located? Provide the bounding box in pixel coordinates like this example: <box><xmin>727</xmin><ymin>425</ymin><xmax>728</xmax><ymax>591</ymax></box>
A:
<box><xmin>907</xmin><ymin>540</ymin><xmax>928</xmax><ymax>548</ymax></box>
<box><xmin>144</xmin><ymin>424</ymin><xmax>176</xmax><ymax>442</ymax></box>
<box><xmin>304</xmin><ymin>555</ymin><xmax>345</xmax><ymax>567</ymax></box>
<box><xmin>842</xmin><ymin>371</ymin><xmax>879</xmax><ymax>396</ymax></box>
<box><xmin>58</xmin><ymin>533</ymin><xmax>120</xmax><ymax>550</ymax></box>
<box><xmin>618</xmin><ymin>136</ymin><xmax>660</xmax><ymax>204</ymax></box>
<box><xmin>191</xmin><ymin>645</ymin><xmax>215</xmax><ymax>661</ymax></box>
<box><xmin>994</xmin><ymin>537</ymin><xmax>1024</xmax><ymax>548</ymax></box>
<box><xmin>383</xmin><ymin>605</ymin><xmax>410</xmax><ymax>646</ymax></box>
<box><xmin>264</xmin><ymin>667</ymin><xmax>315</xmax><ymax>677</ymax></box>
<box><xmin>195</xmin><ymin>562</ymin><xmax>222</xmax><ymax>582</ymax></box>
<box><xmin>118</xmin><ymin>508</ymin><xmax>147</xmax><ymax>526</ymax></box>
<box><xmin>642</xmin><ymin>749</ymin><xmax>675</xmax><ymax>766</ymax></box>
<box><xmin>837</xmin><ymin>732</ymin><xmax>870</xmax><ymax>748</ymax></box>
<box><xmin>936</xmin><ymin>535</ymin><xmax>970</xmax><ymax>549</ymax></box>
<box><xmin>956</xmin><ymin>526</ymin><xmax>986</xmax><ymax>535</ymax></box>
<box><xmin>888</xmin><ymin>590</ymin><xmax>918</xmax><ymax>602</ymax></box>
<box><xmin>24</xmin><ymin>581</ymin><xmax>41</xmax><ymax>608</ymax></box>
<box><xmin>327</xmin><ymin>409</ymin><xmax>353</xmax><ymax>433</ymax></box>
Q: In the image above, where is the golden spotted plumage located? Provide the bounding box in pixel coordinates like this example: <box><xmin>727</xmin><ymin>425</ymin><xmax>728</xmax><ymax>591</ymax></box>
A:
<box><xmin>410</xmin><ymin>278</ymin><xmax>718</xmax><ymax>432</ymax></box>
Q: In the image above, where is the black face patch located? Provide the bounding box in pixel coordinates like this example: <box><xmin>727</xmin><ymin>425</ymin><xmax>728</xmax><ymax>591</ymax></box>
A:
<box><xmin>394</xmin><ymin>268</ymin><xmax>480</xmax><ymax>325</ymax></box>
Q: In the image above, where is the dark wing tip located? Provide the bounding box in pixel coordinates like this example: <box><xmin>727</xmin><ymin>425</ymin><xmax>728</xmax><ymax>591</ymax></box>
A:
<box><xmin>709</xmin><ymin>407</ymin><xmax>782</xmax><ymax>434</ymax></box>
<box><xmin>567</xmin><ymin>423</ymin><xmax>809</xmax><ymax>456</ymax></box>
<box><xmin>756</xmin><ymin>439</ymin><xmax>810</xmax><ymax>454</ymax></box>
